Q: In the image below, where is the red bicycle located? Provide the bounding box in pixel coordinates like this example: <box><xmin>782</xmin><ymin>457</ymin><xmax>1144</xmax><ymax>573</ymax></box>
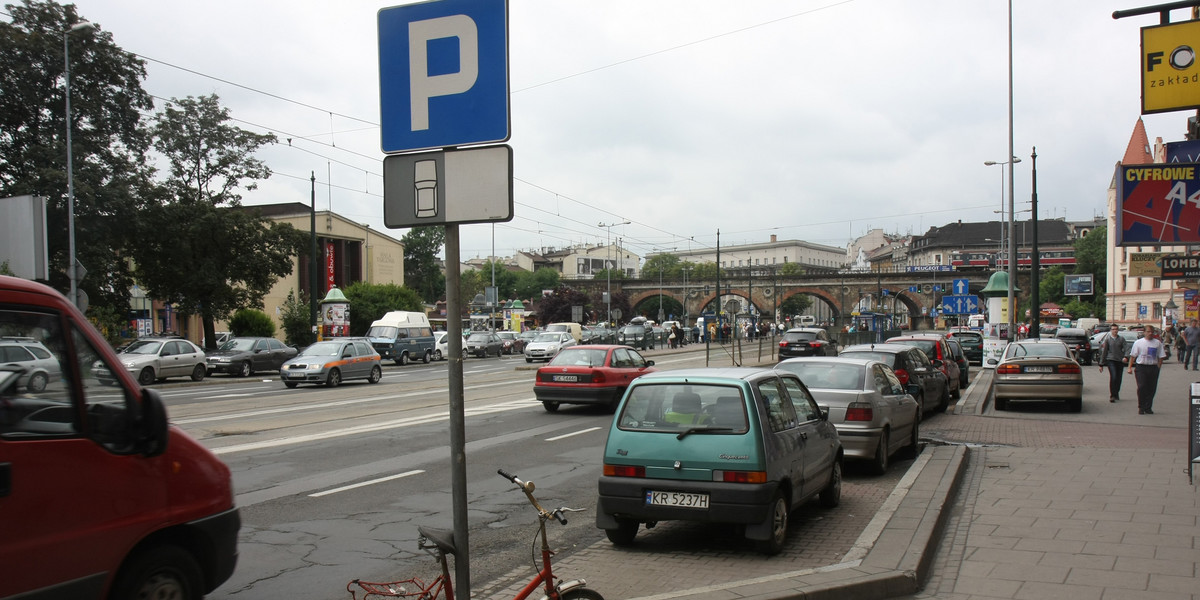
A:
<box><xmin>348</xmin><ymin>469</ymin><xmax>604</xmax><ymax>600</ymax></box>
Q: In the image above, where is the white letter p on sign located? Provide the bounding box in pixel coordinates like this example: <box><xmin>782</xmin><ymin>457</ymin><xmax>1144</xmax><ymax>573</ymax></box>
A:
<box><xmin>409</xmin><ymin>15</ymin><xmax>478</xmax><ymax>132</ymax></box>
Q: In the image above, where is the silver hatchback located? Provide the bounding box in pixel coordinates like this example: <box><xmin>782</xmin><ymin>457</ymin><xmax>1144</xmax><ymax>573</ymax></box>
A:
<box><xmin>281</xmin><ymin>338</ymin><xmax>382</xmax><ymax>388</ymax></box>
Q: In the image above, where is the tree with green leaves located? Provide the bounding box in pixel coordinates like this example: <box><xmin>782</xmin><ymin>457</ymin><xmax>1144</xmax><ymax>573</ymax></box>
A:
<box><xmin>341</xmin><ymin>281</ymin><xmax>423</xmax><ymax>335</ymax></box>
<box><xmin>514</xmin><ymin>267</ymin><xmax>560</xmax><ymax>300</ymax></box>
<box><xmin>642</xmin><ymin>253</ymin><xmax>682</xmax><ymax>279</ymax></box>
<box><xmin>779</xmin><ymin>293</ymin><xmax>814</xmax><ymax>320</ymax></box>
<box><xmin>534</xmin><ymin>286</ymin><xmax>592</xmax><ymax>324</ymax></box>
<box><xmin>132</xmin><ymin>94</ymin><xmax>305</xmax><ymax>348</ymax></box>
<box><xmin>278</xmin><ymin>290</ymin><xmax>314</xmax><ymax>347</ymax></box>
<box><xmin>0</xmin><ymin>0</ymin><xmax>155</xmax><ymax>312</ymax></box>
<box><xmin>401</xmin><ymin>226</ymin><xmax>446</xmax><ymax>303</ymax></box>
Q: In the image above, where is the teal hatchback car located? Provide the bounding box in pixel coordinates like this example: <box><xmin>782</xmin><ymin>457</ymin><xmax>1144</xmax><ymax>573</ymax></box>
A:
<box><xmin>596</xmin><ymin>368</ymin><xmax>844</xmax><ymax>554</ymax></box>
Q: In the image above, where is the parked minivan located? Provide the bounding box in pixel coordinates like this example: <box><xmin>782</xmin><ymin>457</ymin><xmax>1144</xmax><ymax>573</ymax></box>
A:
<box><xmin>365</xmin><ymin>310</ymin><xmax>436</xmax><ymax>365</ymax></box>
<box><xmin>546</xmin><ymin>322</ymin><xmax>583</xmax><ymax>344</ymax></box>
<box><xmin>0</xmin><ymin>275</ymin><xmax>239</xmax><ymax>599</ymax></box>
<box><xmin>597</xmin><ymin>367</ymin><xmax>844</xmax><ymax>554</ymax></box>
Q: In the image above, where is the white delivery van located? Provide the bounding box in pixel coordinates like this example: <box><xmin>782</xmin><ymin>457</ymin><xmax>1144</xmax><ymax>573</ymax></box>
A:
<box><xmin>365</xmin><ymin>311</ymin><xmax>436</xmax><ymax>365</ymax></box>
<box><xmin>546</xmin><ymin>322</ymin><xmax>583</xmax><ymax>344</ymax></box>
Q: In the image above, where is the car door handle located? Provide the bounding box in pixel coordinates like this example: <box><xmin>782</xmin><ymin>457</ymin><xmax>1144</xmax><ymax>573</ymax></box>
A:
<box><xmin>800</xmin><ymin>431</ymin><xmax>808</xmax><ymax>440</ymax></box>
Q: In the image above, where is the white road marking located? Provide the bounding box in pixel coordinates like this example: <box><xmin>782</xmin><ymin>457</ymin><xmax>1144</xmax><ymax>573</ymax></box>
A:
<box><xmin>309</xmin><ymin>469</ymin><xmax>424</xmax><ymax>497</ymax></box>
<box><xmin>545</xmin><ymin>427</ymin><xmax>602</xmax><ymax>441</ymax></box>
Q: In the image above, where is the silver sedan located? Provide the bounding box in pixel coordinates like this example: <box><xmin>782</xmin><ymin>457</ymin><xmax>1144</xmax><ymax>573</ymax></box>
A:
<box><xmin>776</xmin><ymin>356</ymin><xmax>920</xmax><ymax>474</ymax></box>
<box><xmin>993</xmin><ymin>339</ymin><xmax>1083</xmax><ymax>412</ymax></box>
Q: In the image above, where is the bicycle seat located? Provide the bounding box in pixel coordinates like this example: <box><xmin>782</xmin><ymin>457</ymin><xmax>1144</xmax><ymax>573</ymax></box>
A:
<box><xmin>417</xmin><ymin>526</ymin><xmax>458</xmax><ymax>555</ymax></box>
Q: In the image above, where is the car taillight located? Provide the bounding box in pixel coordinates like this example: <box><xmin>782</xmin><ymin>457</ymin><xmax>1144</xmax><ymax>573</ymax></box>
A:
<box><xmin>809</xmin><ymin>342</ymin><xmax>822</xmax><ymax>348</ymax></box>
<box><xmin>845</xmin><ymin>402</ymin><xmax>873</xmax><ymax>421</ymax></box>
<box><xmin>591</xmin><ymin>370</ymin><xmax>605</xmax><ymax>383</ymax></box>
<box><xmin>996</xmin><ymin>364</ymin><xmax>1021</xmax><ymax>374</ymax></box>
<box><xmin>1057</xmin><ymin>364</ymin><xmax>1082</xmax><ymax>374</ymax></box>
<box><xmin>779</xmin><ymin>341</ymin><xmax>787</xmax><ymax>348</ymax></box>
<box><xmin>893</xmin><ymin>368</ymin><xmax>910</xmax><ymax>385</ymax></box>
<box><xmin>713</xmin><ymin>470</ymin><xmax>767</xmax><ymax>484</ymax></box>
<box><xmin>604</xmin><ymin>464</ymin><xmax>645</xmax><ymax>478</ymax></box>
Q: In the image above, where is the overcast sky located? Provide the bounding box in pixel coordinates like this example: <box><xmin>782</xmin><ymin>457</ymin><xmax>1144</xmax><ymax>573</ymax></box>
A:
<box><xmin>29</xmin><ymin>0</ymin><xmax>1196</xmax><ymax>263</ymax></box>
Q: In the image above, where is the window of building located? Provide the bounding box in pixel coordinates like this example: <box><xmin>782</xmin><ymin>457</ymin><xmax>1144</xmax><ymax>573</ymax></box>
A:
<box><xmin>1154</xmin><ymin>303</ymin><xmax>1162</xmax><ymax>319</ymax></box>
<box><xmin>1153</xmin><ymin>277</ymin><xmax>1161</xmax><ymax>288</ymax></box>
<box><xmin>935</xmin><ymin>254</ymin><xmax>942</xmax><ymax>264</ymax></box>
<box><xmin>1121</xmin><ymin>304</ymin><xmax>1127</xmax><ymax>320</ymax></box>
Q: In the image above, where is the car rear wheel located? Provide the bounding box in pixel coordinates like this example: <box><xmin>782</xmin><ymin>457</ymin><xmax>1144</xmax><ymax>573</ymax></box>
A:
<box><xmin>139</xmin><ymin>367</ymin><xmax>156</xmax><ymax>386</ymax></box>
<box><xmin>819</xmin><ymin>458</ymin><xmax>842</xmax><ymax>508</ymax></box>
<box><xmin>434</xmin><ymin>349</ymin><xmax>443</xmax><ymax>361</ymax></box>
<box><xmin>938</xmin><ymin>384</ymin><xmax>951</xmax><ymax>412</ymax></box>
<box><xmin>326</xmin><ymin>368</ymin><xmax>341</xmax><ymax>387</ymax></box>
<box><xmin>239</xmin><ymin>361</ymin><xmax>252</xmax><ymax>377</ymax></box>
<box><xmin>754</xmin><ymin>491</ymin><xmax>789</xmax><ymax>555</ymax></box>
<box><xmin>542</xmin><ymin>401</ymin><xmax>560</xmax><ymax>413</ymax></box>
<box><xmin>902</xmin><ymin>412</ymin><xmax>921</xmax><ymax>459</ymax></box>
<box><xmin>870</xmin><ymin>428</ymin><xmax>890</xmax><ymax>475</ymax></box>
<box><xmin>604</xmin><ymin>518</ymin><xmax>638</xmax><ymax>546</ymax></box>
<box><xmin>191</xmin><ymin>364</ymin><xmax>206</xmax><ymax>381</ymax></box>
<box><xmin>422</xmin><ymin>351</ymin><xmax>431</xmax><ymax>364</ymax></box>
<box><xmin>994</xmin><ymin>396</ymin><xmax>1008</xmax><ymax>411</ymax></box>
<box><xmin>368</xmin><ymin>365</ymin><xmax>382</xmax><ymax>384</ymax></box>
<box><xmin>26</xmin><ymin>372</ymin><xmax>48</xmax><ymax>393</ymax></box>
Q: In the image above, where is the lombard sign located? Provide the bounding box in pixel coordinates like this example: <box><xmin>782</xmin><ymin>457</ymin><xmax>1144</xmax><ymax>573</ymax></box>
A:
<box><xmin>1142</xmin><ymin>19</ymin><xmax>1200</xmax><ymax>114</ymax></box>
<box><xmin>1116</xmin><ymin>163</ymin><xmax>1200</xmax><ymax>245</ymax></box>
<box><xmin>378</xmin><ymin>0</ymin><xmax>509</xmax><ymax>153</ymax></box>
<box><xmin>1161</xmin><ymin>254</ymin><xmax>1200</xmax><ymax>278</ymax></box>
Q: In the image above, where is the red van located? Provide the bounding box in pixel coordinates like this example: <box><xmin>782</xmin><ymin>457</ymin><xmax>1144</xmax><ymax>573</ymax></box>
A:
<box><xmin>0</xmin><ymin>275</ymin><xmax>238</xmax><ymax>600</ymax></box>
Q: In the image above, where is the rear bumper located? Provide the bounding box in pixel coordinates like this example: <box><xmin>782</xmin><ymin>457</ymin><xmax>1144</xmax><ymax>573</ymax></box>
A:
<box><xmin>832</xmin><ymin>427</ymin><xmax>883</xmax><ymax>461</ymax></box>
<box><xmin>994</xmin><ymin>379</ymin><xmax>1083</xmax><ymax>399</ymax></box>
<box><xmin>534</xmin><ymin>385</ymin><xmax>622</xmax><ymax>406</ymax></box>
<box><xmin>596</xmin><ymin>475</ymin><xmax>777</xmax><ymax>528</ymax></box>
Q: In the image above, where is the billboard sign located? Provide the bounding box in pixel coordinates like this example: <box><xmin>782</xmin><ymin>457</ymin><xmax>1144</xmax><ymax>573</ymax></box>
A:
<box><xmin>1116</xmin><ymin>163</ymin><xmax>1200</xmax><ymax>245</ymax></box>
<box><xmin>1141</xmin><ymin>19</ymin><xmax>1200</xmax><ymax>114</ymax></box>
<box><xmin>1129</xmin><ymin>252</ymin><xmax>1168</xmax><ymax>277</ymax></box>
<box><xmin>378</xmin><ymin>0</ymin><xmax>509</xmax><ymax>153</ymax></box>
<box><xmin>1064</xmin><ymin>274</ymin><xmax>1094</xmax><ymax>296</ymax></box>
<box><xmin>1161</xmin><ymin>254</ymin><xmax>1200</xmax><ymax>278</ymax></box>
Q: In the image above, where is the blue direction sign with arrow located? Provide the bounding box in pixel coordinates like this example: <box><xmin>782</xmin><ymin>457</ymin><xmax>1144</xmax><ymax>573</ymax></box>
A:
<box><xmin>940</xmin><ymin>294</ymin><xmax>981</xmax><ymax>315</ymax></box>
<box><xmin>953</xmin><ymin>278</ymin><xmax>969</xmax><ymax>295</ymax></box>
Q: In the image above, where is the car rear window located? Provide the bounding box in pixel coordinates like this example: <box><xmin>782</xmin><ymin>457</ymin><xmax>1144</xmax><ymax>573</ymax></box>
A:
<box><xmin>783</xmin><ymin>331</ymin><xmax>817</xmax><ymax>342</ymax></box>
<box><xmin>1007</xmin><ymin>343</ymin><xmax>1069</xmax><ymax>358</ymax></box>
<box><xmin>893</xmin><ymin>339</ymin><xmax>936</xmax><ymax>359</ymax></box>
<box><xmin>777</xmin><ymin>362</ymin><xmax>863</xmax><ymax>390</ymax></box>
<box><xmin>839</xmin><ymin>350</ymin><xmax>896</xmax><ymax>368</ymax></box>
<box><xmin>549</xmin><ymin>348</ymin><xmax>607</xmax><ymax>366</ymax></box>
<box><xmin>617</xmin><ymin>384</ymin><xmax>748</xmax><ymax>434</ymax></box>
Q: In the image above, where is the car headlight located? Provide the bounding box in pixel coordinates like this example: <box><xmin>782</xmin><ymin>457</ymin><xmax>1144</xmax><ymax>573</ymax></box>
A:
<box><xmin>122</xmin><ymin>360</ymin><xmax>137</xmax><ymax>368</ymax></box>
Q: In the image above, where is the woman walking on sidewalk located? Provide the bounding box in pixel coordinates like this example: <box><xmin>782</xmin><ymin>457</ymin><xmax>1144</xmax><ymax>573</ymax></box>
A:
<box><xmin>1127</xmin><ymin>324</ymin><xmax>1164</xmax><ymax>415</ymax></box>
<box><xmin>1098</xmin><ymin>324</ymin><xmax>1127</xmax><ymax>402</ymax></box>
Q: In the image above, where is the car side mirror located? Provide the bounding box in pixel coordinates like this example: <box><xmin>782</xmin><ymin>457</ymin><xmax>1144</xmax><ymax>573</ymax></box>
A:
<box><xmin>906</xmin><ymin>383</ymin><xmax>921</xmax><ymax>397</ymax></box>
<box><xmin>819</xmin><ymin>406</ymin><xmax>829</xmax><ymax>420</ymax></box>
<box><xmin>645</xmin><ymin>360</ymin><xmax>655</xmax><ymax>367</ymax></box>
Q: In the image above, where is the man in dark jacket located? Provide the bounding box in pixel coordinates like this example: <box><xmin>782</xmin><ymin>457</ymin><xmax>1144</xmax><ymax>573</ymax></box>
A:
<box><xmin>1098</xmin><ymin>324</ymin><xmax>1127</xmax><ymax>403</ymax></box>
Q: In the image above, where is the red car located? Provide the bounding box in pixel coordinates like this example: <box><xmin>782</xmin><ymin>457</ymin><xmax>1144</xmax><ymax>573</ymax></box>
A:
<box><xmin>533</xmin><ymin>345</ymin><xmax>656</xmax><ymax>412</ymax></box>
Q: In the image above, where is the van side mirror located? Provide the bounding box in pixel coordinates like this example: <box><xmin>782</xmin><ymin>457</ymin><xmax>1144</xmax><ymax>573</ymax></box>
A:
<box><xmin>136</xmin><ymin>388</ymin><xmax>170</xmax><ymax>457</ymax></box>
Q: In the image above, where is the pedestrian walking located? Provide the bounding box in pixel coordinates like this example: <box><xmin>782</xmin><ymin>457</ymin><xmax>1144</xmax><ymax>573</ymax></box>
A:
<box><xmin>1184</xmin><ymin>319</ymin><xmax>1200</xmax><ymax>369</ymax></box>
<box><xmin>1176</xmin><ymin>328</ymin><xmax>1188</xmax><ymax>363</ymax></box>
<box><xmin>1127</xmin><ymin>324</ymin><xmax>1164</xmax><ymax>415</ymax></box>
<box><xmin>1097</xmin><ymin>324</ymin><xmax>1127</xmax><ymax>403</ymax></box>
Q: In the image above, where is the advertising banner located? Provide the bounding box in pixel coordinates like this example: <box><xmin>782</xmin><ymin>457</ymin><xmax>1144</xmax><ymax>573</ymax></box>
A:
<box><xmin>1129</xmin><ymin>252</ymin><xmax>1168</xmax><ymax>277</ymax></box>
<box><xmin>1161</xmin><ymin>254</ymin><xmax>1200</xmax><ymax>278</ymax></box>
<box><xmin>1116</xmin><ymin>164</ymin><xmax>1200</xmax><ymax>245</ymax></box>
<box><xmin>1141</xmin><ymin>19</ymin><xmax>1200</xmax><ymax>114</ymax></box>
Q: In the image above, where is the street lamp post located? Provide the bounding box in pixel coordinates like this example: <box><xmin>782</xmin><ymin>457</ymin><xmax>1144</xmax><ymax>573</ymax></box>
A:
<box><xmin>985</xmin><ymin>156</ymin><xmax>1021</xmax><ymax>333</ymax></box>
<box><xmin>64</xmin><ymin>20</ymin><xmax>95</xmax><ymax>310</ymax></box>
<box><xmin>599</xmin><ymin>221</ymin><xmax>629</xmax><ymax>325</ymax></box>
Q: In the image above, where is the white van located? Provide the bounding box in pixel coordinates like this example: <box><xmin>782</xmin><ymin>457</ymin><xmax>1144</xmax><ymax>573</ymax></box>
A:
<box><xmin>546</xmin><ymin>322</ymin><xmax>583</xmax><ymax>344</ymax></box>
<box><xmin>365</xmin><ymin>311</ymin><xmax>436</xmax><ymax>365</ymax></box>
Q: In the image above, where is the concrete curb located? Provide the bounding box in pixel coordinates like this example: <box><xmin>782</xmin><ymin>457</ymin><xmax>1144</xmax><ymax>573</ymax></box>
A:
<box><xmin>627</xmin><ymin>444</ymin><xmax>969</xmax><ymax>600</ymax></box>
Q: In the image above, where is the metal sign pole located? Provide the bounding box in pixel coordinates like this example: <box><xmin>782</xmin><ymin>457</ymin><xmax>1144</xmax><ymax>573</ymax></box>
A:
<box><xmin>445</xmin><ymin>224</ymin><xmax>470</xmax><ymax>597</ymax></box>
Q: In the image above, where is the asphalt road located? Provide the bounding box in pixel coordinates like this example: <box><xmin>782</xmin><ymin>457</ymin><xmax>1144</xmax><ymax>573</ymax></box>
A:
<box><xmin>155</xmin><ymin>342</ymin><xmax>937</xmax><ymax>600</ymax></box>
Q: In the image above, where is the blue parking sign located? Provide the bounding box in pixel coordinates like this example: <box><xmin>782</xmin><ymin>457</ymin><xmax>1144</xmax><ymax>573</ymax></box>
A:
<box><xmin>378</xmin><ymin>0</ymin><xmax>509</xmax><ymax>153</ymax></box>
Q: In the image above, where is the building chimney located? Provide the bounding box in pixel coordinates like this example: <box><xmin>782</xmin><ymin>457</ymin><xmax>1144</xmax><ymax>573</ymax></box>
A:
<box><xmin>770</xmin><ymin>234</ymin><xmax>777</xmax><ymax>243</ymax></box>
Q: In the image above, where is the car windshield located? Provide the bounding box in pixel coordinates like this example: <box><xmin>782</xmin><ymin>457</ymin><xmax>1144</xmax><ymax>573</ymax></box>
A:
<box><xmin>549</xmin><ymin>348</ymin><xmax>608</xmax><ymax>367</ymax></box>
<box><xmin>840</xmin><ymin>351</ymin><xmax>896</xmax><ymax>368</ymax></box>
<box><xmin>497</xmin><ymin>332</ymin><xmax>516</xmax><ymax>340</ymax></box>
<box><xmin>299</xmin><ymin>341</ymin><xmax>343</xmax><ymax>356</ymax></box>
<box><xmin>777</xmin><ymin>362</ymin><xmax>863</xmax><ymax>390</ymax></box>
<box><xmin>365</xmin><ymin>326</ymin><xmax>399</xmax><ymax>338</ymax></box>
<box><xmin>219</xmin><ymin>338</ymin><xmax>257</xmax><ymax>351</ymax></box>
<box><xmin>621</xmin><ymin>326</ymin><xmax>643</xmax><ymax>334</ymax></box>
<box><xmin>467</xmin><ymin>333</ymin><xmax>492</xmax><ymax>342</ymax></box>
<box><xmin>617</xmin><ymin>383</ymin><xmax>748</xmax><ymax>434</ymax></box>
<box><xmin>124</xmin><ymin>340</ymin><xmax>163</xmax><ymax>355</ymax></box>
<box><xmin>1006</xmin><ymin>343</ymin><xmax>1069</xmax><ymax>359</ymax></box>
<box><xmin>534</xmin><ymin>333</ymin><xmax>563</xmax><ymax>342</ymax></box>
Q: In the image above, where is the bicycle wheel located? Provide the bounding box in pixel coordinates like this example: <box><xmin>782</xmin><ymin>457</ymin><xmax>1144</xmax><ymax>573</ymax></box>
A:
<box><xmin>560</xmin><ymin>587</ymin><xmax>605</xmax><ymax>600</ymax></box>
